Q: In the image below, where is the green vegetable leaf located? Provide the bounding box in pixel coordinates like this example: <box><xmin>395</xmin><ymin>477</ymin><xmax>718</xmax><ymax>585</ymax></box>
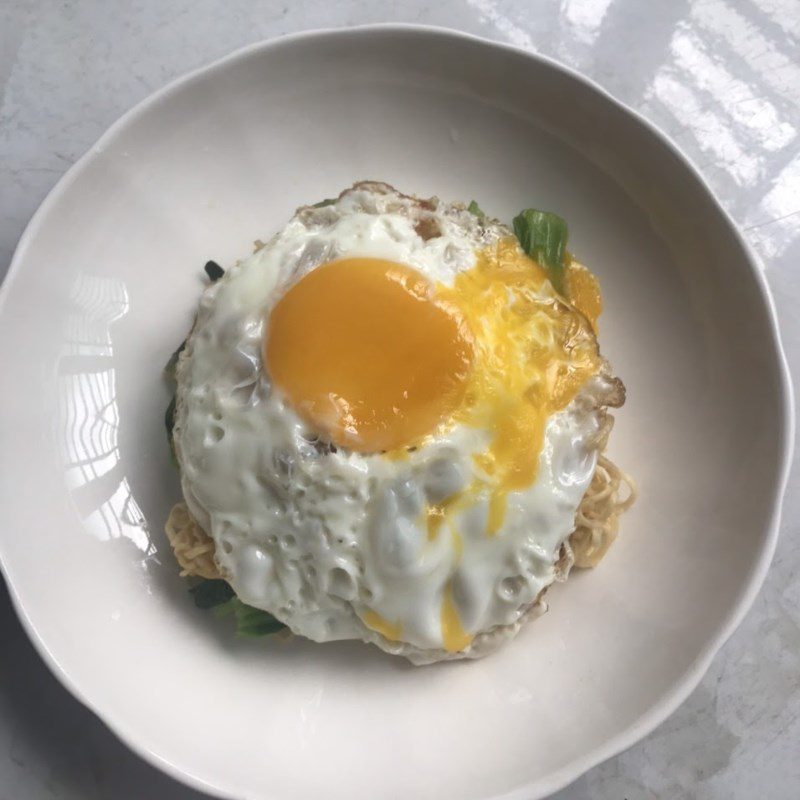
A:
<box><xmin>193</xmin><ymin>579</ymin><xmax>287</xmax><ymax>637</ymax></box>
<box><xmin>204</xmin><ymin>260</ymin><xmax>225</xmax><ymax>282</ymax></box>
<box><xmin>512</xmin><ymin>209</ymin><xmax>568</xmax><ymax>294</ymax></box>
<box><xmin>312</xmin><ymin>198</ymin><xmax>337</xmax><ymax>208</ymax></box>
<box><xmin>190</xmin><ymin>578</ymin><xmax>234</xmax><ymax>609</ymax></box>
<box><xmin>213</xmin><ymin>597</ymin><xmax>286</xmax><ymax>637</ymax></box>
<box><xmin>232</xmin><ymin>603</ymin><xmax>287</xmax><ymax>637</ymax></box>
<box><xmin>467</xmin><ymin>200</ymin><xmax>485</xmax><ymax>219</ymax></box>
<box><xmin>211</xmin><ymin>597</ymin><xmax>238</xmax><ymax>618</ymax></box>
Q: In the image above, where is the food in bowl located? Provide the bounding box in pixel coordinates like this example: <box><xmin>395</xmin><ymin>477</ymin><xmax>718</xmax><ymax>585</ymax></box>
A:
<box><xmin>164</xmin><ymin>181</ymin><xmax>634</xmax><ymax>664</ymax></box>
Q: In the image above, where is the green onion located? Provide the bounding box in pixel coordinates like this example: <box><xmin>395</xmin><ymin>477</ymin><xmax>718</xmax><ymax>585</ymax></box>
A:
<box><xmin>512</xmin><ymin>209</ymin><xmax>568</xmax><ymax>294</ymax></box>
<box><xmin>312</xmin><ymin>198</ymin><xmax>337</xmax><ymax>208</ymax></box>
<box><xmin>190</xmin><ymin>578</ymin><xmax>234</xmax><ymax>609</ymax></box>
<box><xmin>467</xmin><ymin>200</ymin><xmax>485</xmax><ymax>219</ymax></box>
<box><xmin>204</xmin><ymin>260</ymin><xmax>225</xmax><ymax>282</ymax></box>
<box><xmin>192</xmin><ymin>579</ymin><xmax>287</xmax><ymax>637</ymax></box>
<box><xmin>213</xmin><ymin>596</ymin><xmax>287</xmax><ymax>637</ymax></box>
<box><xmin>231</xmin><ymin>603</ymin><xmax>287</xmax><ymax>637</ymax></box>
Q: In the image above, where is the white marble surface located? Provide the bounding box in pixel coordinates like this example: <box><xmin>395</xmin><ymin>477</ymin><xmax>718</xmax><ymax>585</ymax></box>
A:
<box><xmin>1</xmin><ymin>1</ymin><xmax>798</xmax><ymax>798</ymax></box>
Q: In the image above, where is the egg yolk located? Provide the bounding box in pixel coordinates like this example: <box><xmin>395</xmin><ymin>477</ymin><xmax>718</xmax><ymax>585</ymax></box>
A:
<box><xmin>268</xmin><ymin>241</ymin><xmax>603</xmax><ymax>656</ymax></box>
<box><xmin>361</xmin><ymin>609</ymin><xmax>402</xmax><ymax>642</ymax></box>
<box><xmin>434</xmin><ymin>237</ymin><xmax>602</xmax><ymax>536</ymax></box>
<box><xmin>565</xmin><ymin>259</ymin><xmax>603</xmax><ymax>333</ymax></box>
<box><xmin>266</xmin><ymin>258</ymin><xmax>473</xmax><ymax>452</ymax></box>
<box><xmin>441</xmin><ymin>582</ymin><xmax>472</xmax><ymax>652</ymax></box>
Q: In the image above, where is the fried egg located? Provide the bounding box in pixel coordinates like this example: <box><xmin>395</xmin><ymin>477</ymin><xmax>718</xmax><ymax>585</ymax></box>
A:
<box><xmin>173</xmin><ymin>182</ymin><xmax>623</xmax><ymax>663</ymax></box>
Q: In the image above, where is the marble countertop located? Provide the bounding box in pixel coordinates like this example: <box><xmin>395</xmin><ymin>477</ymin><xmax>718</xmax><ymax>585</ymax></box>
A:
<box><xmin>1</xmin><ymin>1</ymin><xmax>798</xmax><ymax>798</ymax></box>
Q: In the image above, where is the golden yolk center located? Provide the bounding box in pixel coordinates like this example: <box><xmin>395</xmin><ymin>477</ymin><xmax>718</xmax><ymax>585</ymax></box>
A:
<box><xmin>266</xmin><ymin>258</ymin><xmax>473</xmax><ymax>452</ymax></box>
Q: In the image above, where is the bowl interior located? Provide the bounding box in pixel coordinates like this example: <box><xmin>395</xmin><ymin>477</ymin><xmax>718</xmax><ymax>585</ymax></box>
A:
<box><xmin>0</xmin><ymin>28</ymin><xmax>788</xmax><ymax>800</ymax></box>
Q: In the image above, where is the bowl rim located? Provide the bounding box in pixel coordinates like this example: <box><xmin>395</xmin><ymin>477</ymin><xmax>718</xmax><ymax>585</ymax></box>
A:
<box><xmin>0</xmin><ymin>22</ymin><xmax>794</xmax><ymax>800</ymax></box>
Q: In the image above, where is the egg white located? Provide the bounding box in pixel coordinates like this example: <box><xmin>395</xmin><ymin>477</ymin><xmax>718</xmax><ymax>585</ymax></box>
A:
<box><xmin>174</xmin><ymin>184</ymin><xmax>607</xmax><ymax>663</ymax></box>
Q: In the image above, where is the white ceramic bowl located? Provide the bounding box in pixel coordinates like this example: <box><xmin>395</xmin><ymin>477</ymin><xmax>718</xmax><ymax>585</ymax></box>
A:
<box><xmin>0</xmin><ymin>25</ymin><xmax>792</xmax><ymax>800</ymax></box>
